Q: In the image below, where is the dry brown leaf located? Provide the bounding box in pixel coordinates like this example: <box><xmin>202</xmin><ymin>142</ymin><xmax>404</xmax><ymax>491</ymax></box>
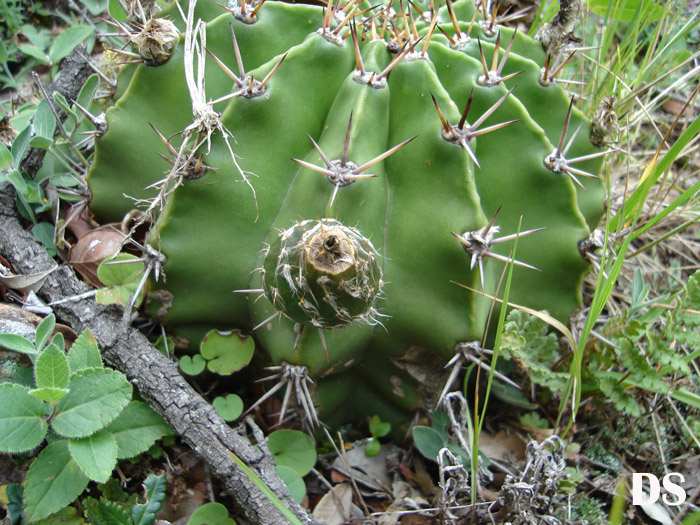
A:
<box><xmin>478</xmin><ymin>429</ymin><xmax>527</xmax><ymax>464</ymax></box>
<box><xmin>311</xmin><ymin>483</ymin><xmax>363</xmax><ymax>524</ymax></box>
<box><xmin>69</xmin><ymin>226</ymin><xmax>125</xmax><ymax>287</ymax></box>
<box><xmin>0</xmin><ymin>261</ymin><xmax>57</xmax><ymax>294</ymax></box>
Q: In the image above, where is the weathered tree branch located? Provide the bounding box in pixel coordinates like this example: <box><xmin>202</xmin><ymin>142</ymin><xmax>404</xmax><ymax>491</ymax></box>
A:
<box><xmin>1</xmin><ymin>46</ymin><xmax>319</xmax><ymax>525</ymax></box>
<box><xmin>0</xmin><ymin>182</ymin><xmax>318</xmax><ymax>524</ymax></box>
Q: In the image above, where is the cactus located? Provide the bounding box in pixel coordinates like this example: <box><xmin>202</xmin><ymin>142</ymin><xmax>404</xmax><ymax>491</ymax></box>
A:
<box><xmin>86</xmin><ymin>0</ymin><xmax>607</xmax><ymax>431</ymax></box>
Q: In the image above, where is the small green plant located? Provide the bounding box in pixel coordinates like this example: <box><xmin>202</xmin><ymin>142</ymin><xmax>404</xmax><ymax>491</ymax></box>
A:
<box><xmin>590</xmin><ymin>269</ymin><xmax>700</xmax><ymax>417</ymax></box>
<box><xmin>365</xmin><ymin>414</ymin><xmax>391</xmax><ymax>457</ymax></box>
<box><xmin>412</xmin><ymin>409</ymin><xmax>471</xmax><ymax>467</ymax></box>
<box><xmin>82</xmin><ymin>472</ymin><xmax>167</xmax><ymax>525</ymax></box>
<box><xmin>493</xmin><ymin>269</ymin><xmax>700</xmax><ymax>418</ymax></box>
<box><xmin>187</xmin><ymin>502</ymin><xmax>236</xmax><ymax>525</ymax></box>
<box><xmin>267</xmin><ymin>429</ymin><xmax>317</xmax><ymax>504</ymax></box>
<box><xmin>0</xmin><ymin>314</ymin><xmax>173</xmax><ymax>522</ymax></box>
<box><xmin>177</xmin><ymin>329</ymin><xmax>254</xmax><ymax>421</ymax></box>
<box><xmin>0</xmin><ymin>71</ymin><xmax>104</xmax><ymax>256</ymax></box>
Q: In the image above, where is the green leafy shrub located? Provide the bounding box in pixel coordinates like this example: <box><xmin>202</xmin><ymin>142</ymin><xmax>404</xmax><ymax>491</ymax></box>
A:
<box><xmin>0</xmin><ymin>314</ymin><xmax>173</xmax><ymax>522</ymax></box>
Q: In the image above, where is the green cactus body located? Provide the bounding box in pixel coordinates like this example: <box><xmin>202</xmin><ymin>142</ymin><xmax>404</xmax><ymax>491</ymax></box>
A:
<box><xmin>87</xmin><ymin>0</ymin><xmax>606</xmax><ymax>430</ymax></box>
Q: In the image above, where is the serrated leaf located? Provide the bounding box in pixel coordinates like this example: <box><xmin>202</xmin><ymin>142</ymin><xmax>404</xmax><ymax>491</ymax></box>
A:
<box><xmin>35</xmin><ymin>313</ymin><xmax>56</xmax><ymax>353</ymax></box>
<box><xmin>69</xmin><ymin>430</ymin><xmax>117</xmax><ymax>483</ymax></box>
<box><xmin>131</xmin><ymin>472</ymin><xmax>167</xmax><ymax>525</ymax></box>
<box><xmin>0</xmin><ymin>333</ymin><xmax>37</xmax><ymax>355</ymax></box>
<box><xmin>48</xmin><ymin>25</ymin><xmax>94</xmax><ymax>64</ymax></box>
<box><xmin>29</xmin><ymin>386</ymin><xmax>70</xmax><ymax>403</ymax></box>
<box><xmin>105</xmin><ymin>401</ymin><xmax>173</xmax><ymax>459</ymax></box>
<box><xmin>0</xmin><ymin>383</ymin><xmax>49</xmax><ymax>452</ymax></box>
<box><xmin>52</xmin><ymin>368</ymin><xmax>132</xmax><ymax>438</ymax></box>
<box><xmin>275</xmin><ymin>464</ymin><xmax>306</xmax><ymax>504</ymax></box>
<box><xmin>68</xmin><ymin>330</ymin><xmax>103</xmax><ymax>373</ymax></box>
<box><xmin>11</xmin><ymin>364</ymin><xmax>35</xmax><ymax>388</ymax></box>
<box><xmin>24</xmin><ymin>440</ymin><xmax>90</xmax><ymax>522</ymax></box>
<box><xmin>95</xmin><ymin>254</ymin><xmax>146</xmax><ymax>308</ymax></box>
<box><xmin>84</xmin><ymin>497</ymin><xmax>132</xmax><ymax>525</ymax></box>
<box><xmin>200</xmin><ymin>329</ymin><xmax>255</xmax><ymax>376</ymax></box>
<box><xmin>267</xmin><ymin>429</ymin><xmax>316</xmax><ymax>477</ymax></box>
<box><xmin>35</xmin><ymin>344</ymin><xmax>69</xmax><ymax>390</ymax></box>
<box><xmin>30</xmin><ymin>505</ymin><xmax>85</xmax><ymax>525</ymax></box>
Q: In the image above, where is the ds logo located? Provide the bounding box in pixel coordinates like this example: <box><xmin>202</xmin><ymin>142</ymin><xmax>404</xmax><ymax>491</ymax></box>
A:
<box><xmin>632</xmin><ymin>473</ymin><xmax>687</xmax><ymax>506</ymax></box>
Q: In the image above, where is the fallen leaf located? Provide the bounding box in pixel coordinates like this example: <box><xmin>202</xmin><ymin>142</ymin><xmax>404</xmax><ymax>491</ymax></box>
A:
<box><xmin>0</xmin><ymin>261</ymin><xmax>57</xmax><ymax>294</ymax></box>
<box><xmin>69</xmin><ymin>226</ymin><xmax>125</xmax><ymax>287</ymax></box>
<box><xmin>312</xmin><ymin>483</ymin><xmax>362</xmax><ymax>524</ymax></box>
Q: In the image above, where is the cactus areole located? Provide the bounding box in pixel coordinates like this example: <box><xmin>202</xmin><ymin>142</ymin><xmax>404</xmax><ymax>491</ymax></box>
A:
<box><xmin>87</xmin><ymin>0</ymin><xmax>607</xmax><ymax>430</ymax></box>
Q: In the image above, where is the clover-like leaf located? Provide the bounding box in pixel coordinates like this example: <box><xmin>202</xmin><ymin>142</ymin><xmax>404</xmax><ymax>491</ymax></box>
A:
<box><xmin>179</xmin><ymin>354</ymin><xmax>206</xmax><ymax>376</ymax></box>
<box><xmin>268</xmin><ymin>429</ymin><xmax>317</xmax><ymax>477</ymax></box>
<box><xmin>369</xmin><ymin>415</ymin><xmax>391</xmax><ymax>438</ymax></box>
<box><xmin>187</xmin><ymin>502</ymin><xmax>235</xmax><ymax>525</ymax></box>
<box><xmin>275</xmin><ymin>464</ymin><xmax>306</xmax><ymax>504</ymax></box>
<box><xmin>365</xmin><ymin>438</ymin><xmax>381</xmax><ymax>457</ymax></box>
<box><xmin>95</xmin><ymin>254</ymin><xmax>146</xmax><ymax>308</ymax></box>
<box><xmin>213</xmin><ymin>394</ymin><xmax>244</xmax><ymax>421</ymax></box>
<box><xmin>52</xmin><ymin>368</ymin><xmax>132</xmax><ymax>438</ymax></box>
<box><xmin>200</xmin><ymin>329</ymin><xmax>255</xmax><ymax>376</ymax></box>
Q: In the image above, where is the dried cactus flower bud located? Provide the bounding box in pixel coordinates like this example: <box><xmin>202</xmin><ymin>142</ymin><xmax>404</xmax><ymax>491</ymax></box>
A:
<box><xmin>263</xmin><ymin>219</ymin><xmax>383</xmax><ymax>329</ymax></box>
<box><xmin>126</xmin><ymin>0</ymin><xmax>161</xmax><ymax>25</ymax></box>
<box><xmin>132</xmin><ymin>18</ymin><xmax>180</xmax><ymax>66</ymax></box>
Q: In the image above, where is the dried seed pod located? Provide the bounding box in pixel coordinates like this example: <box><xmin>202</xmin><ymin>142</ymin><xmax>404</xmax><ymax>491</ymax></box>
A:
<box><xmin>590</xmin><ymin>96</ymin><xmax>619</xmax><ymax>147</ymax></box>
<box><xmin>132</xmin><ymin>18</ymin><xmax>180</xmax><ymax>66</ymax></box>
<box><xmin>262</xmin><ymin>219</ymin><xmax>383</xmax><ymax>329</ymax></box>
